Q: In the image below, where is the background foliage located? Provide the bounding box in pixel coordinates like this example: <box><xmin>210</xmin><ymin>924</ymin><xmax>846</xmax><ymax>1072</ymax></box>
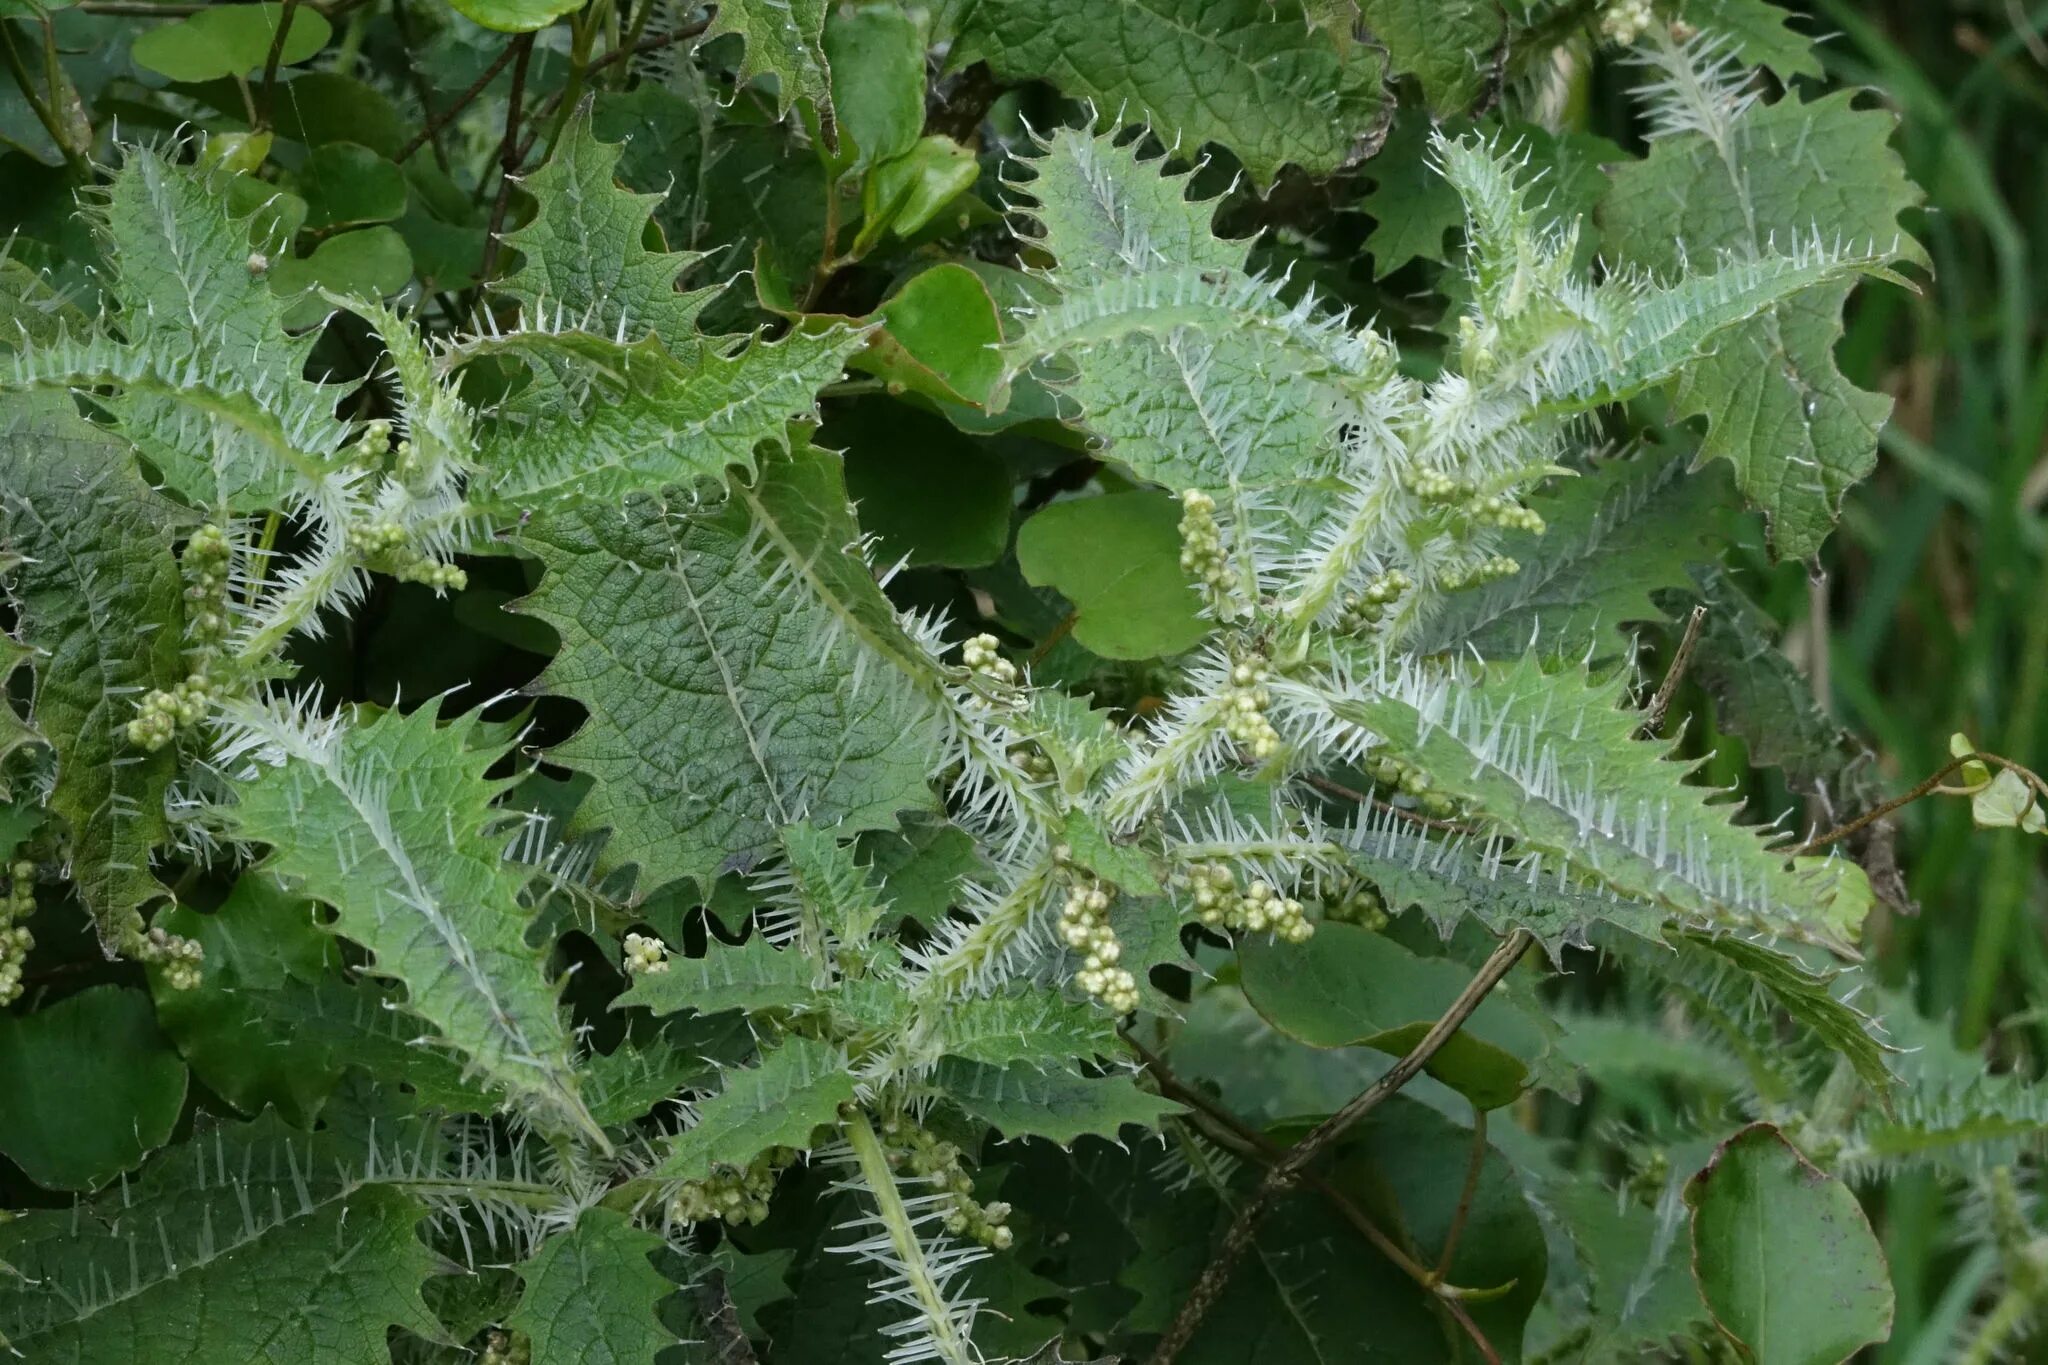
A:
<box><xmin>2</xmin><ymin>0</ymin><xmax>2047</xmax><ymax>1362</ymax></box>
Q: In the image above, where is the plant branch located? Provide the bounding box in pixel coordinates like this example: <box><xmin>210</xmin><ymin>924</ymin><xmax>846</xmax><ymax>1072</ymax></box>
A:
<box><xmin>1146</xmin><ymin>928</ymin><xmax>1535</xmax><ymax>1363</ymax></box>
<box><xmin>478</xmin><ymin>34</ymin><xmax>535</xmax><ymax>283</ymax></box>
<box><xmin>255</xmin><ymin>0</ymin><xmax>301</xmax><ymax>131</ymax></box>
<box><xmin>396</xmin><ymin>38</ymin><xmax>518</xmax><ymax>164</ymax></box>
<box><xmin>1433</xmin><ymin>1108</ymin><xmax>1488</xmax><ymax>1283</ymax></box>
<box><xmin>1641</xmin><ymin>603</ymin><xmax>1707</xmax><ymax>735</ymax></box>
<box><xmin>1126</xmin><ymin>1032</ymin><xmax>1503</xmax><ymax>1363</ymax></box>
<box><xmin>389</xmin><ymin>0</ymin><xmax>450</xmax><ymax>170</ymax></box>
<box><xmin>1793</xmin><ymin>749</ymin><xmax>2048</xmax><ymax>855</ymax></box>
<box><xmin>1302</xmin><ymin>772</ymin><xmax>1483</xmax><ymax>836</ymax></box>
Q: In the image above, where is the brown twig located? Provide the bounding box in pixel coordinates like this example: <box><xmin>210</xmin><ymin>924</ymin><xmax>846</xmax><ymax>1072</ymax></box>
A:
<box><xmin>395</xmin><ymin>38</ymin><xmax>519</xmax><ymax>164</ymax></box>
<box><xmin>1641</xmin><ymin>603</ymin><xmax>1708</xmax><ymax>736</ymax></box>
<box><xmin>507</xmin><ymin>19</ymin><xmax>716</xmax><ymax>170</ymax></box>
<box><xmin>1029</xmin><ymin>610</ymin><xmax>1078</xmax><ymax>667</ymax></box>
<box><xmin>477</xmin><ymin>34</ymin><xmax>535</xmax><ymax>283</ymax></box>
<box><xmin>1303</xmin><ymin>772</ymin><xmax>1483</xmax><ymax>837</ymax></box>
<box><xmin>1146</xmin><ymin>928</ymin><xmax>1536</xmax><ymax>1364</ymax></box>
<box><xmin>692</xmin><ymin>1269</ymin><xmax>761</xmax><ymax>1364</ymax></box>
<box><xmin>1433</xmin><ymin>1108</ymin><xmax>1488</xmax><ymax>1283</ymax></box>
<box><xmin>390</xmin><ymin>0</ymin><xmax>450</xmax><ymax>170</ymax></box>
<box><xmin>1792</xmin><ymin>749</ymin><xmax>2048</xmax><ymax>856</ymax></box>
<box><xmin>1124</xmin><ymin>1033</ymin><xmax>1503</xmax><ymax>1364</ymax></box>
<box><xmin>255</xmin><ymin>0</ymin><xmax>301</xmax><ymax>131</ymax></box>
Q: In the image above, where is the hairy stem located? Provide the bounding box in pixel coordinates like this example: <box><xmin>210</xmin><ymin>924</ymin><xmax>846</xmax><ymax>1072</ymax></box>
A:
<box><xmin>844</xmin><ymin>1111</ymin><xmax>977</xmax><ymax>1365</ymax></box>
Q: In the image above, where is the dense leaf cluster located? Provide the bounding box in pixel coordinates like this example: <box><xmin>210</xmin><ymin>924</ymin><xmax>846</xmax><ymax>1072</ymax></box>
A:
<box><xmin>0</xmin><ymin>1</ymin><xmax>2040</xmax><ymax>1362</ymax></box>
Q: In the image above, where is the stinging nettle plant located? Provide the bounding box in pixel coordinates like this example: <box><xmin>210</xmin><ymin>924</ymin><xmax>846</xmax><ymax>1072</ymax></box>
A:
<box><xmin>1</xmin><ymin>3</ymin><xmax>2044</xmax><ymax>1363</ymax></box>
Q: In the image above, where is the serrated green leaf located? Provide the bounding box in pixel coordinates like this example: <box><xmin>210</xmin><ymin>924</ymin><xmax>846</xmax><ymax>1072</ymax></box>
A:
<box><xmin>1017</xmin><ymin>493</ymin><xmax>1209</xmax><ymax>659</ymax></box>
<box><xmin>861</xmin><ymin>818</ymin><xmax>987</xmax><ymax>926</ymax></box>
<box><xmin>93</xmin><ymin>144</ymin><xmax>351</xmax><ymax>509</ymax></box>
<box><xmin>1685</xmin><ymin>1123</ymin><xmax>1893</xmax><ymax>1364</ymax></box>
<box><xmin>960</xmin><ymin>0</ymin><xmax>1385</xmax><ymax>183</ymax></box>
<box><xmin>515</xmin><ymin>445</ymin><xmax>944</xmax><ymax>897</ymax></box>
<box><xmin>1603</xmin><ymin>87</ymin><xmax>1924</xmax><ymax>557</ymax></box>
<box><xmin>468</xmin><ymin>326</ymin><xmax>863</xmax><ymax>515</ymax></box>
<box><xmin>649</xmin><ymin>1037</ymin><xmax>854</xmax><ymax>1183</ymax></box>
<box><xmin>1239</xmin><ymin>923</ymin><xmax>1545</xmax><ymax>1108</ymax></box>
<box><xmin>1059</xmin><ymin>807</ymin><xmax>1163</xmax><ymax>895</ymax></box>
<box><xmin>1412</xmin><ymin>451</ymin><xmax>1733</xmax><ymax>659</ymax></box>
<box><xmin>1016</xmin><ymin>126</ymin><xmax>1247</xmax><ymax>290</ymax></box>
<box><xmin>781</xmin><ymin>821</ymin><xmax>890</xmax><ymax>947</ymax></box>
<box><xmin>499</xmin><ymin>102</ymin><xmax>718</xmax><ymax>358</ymax></box>
<box><xmin>0</xmin><ymin>429</ymin><xmax>185</xmax><ymax>941</ymax></box>
<box><xmin>1359</xmin><ymin>0</ymin><xmax>1501</xmax><ymax>115</ymax></box>
<box><xmin>710</xmin><ymin>0</ymin><xmax>834</xmax><ymax>124</ymax></box>
<box><xmin>1677</xmin><ymin>931</ymin><xmax>1894</xmax><ymax>1094</ymax></box>
<box><xmin>216</xmin><ymin>702</ymin><xmax>597</xmax><ymax>1140</ymax></box>
<box><xmin>0</xmin><ymin>985</ymin><xmax>187</xmax><ymax>1190</ymax></box>
<box><xmin>508</xmin><ymin>1207</ymin><xmax>678</xmax><ymax>1364</ymax></box>
<box><xmin>935</xmin><ymin>1058</ymin><xmax>1179</xmax><ymax>1143</ymax></box>
<box><xmin>1007</xmin><ymin>128</ymin><xmax>1378</xmax><ymax>494</ymax></box>
<box><xmin>911</xmin><ymin>991</ymin><xmax>1120</xmax><ymax>1068</ymax></box>
<box><xmin>1337</xmin><ymin>797</ymin><xmax>1665</xmax><ymax>952</ymax></box>
<box><xmin>1317</xmin><ymin>652</ymin><xmax>1865</xmax><ymax>943</ymax></box>
<box><xmin>1684</xmin><ymin>0</ymin><xmax>1821</xmax><ymax>78</ymax></box>
<box><xmin>0</xmin><ymin>1111</ymin><xmax>445</xmax><ymax>1359</ymax></box>
<box><xmin>614</xmin><ymin>935</ymin><xmax>818</xmax><ymax>1017</ymax></box>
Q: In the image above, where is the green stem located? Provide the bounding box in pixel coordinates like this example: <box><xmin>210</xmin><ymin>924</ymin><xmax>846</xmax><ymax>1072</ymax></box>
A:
<box><xmin>844</xmin><ymin>1111</ymin><xmax>977</xmax><ymax>1365</ymax></box>
<box><xmin>0</xmin><ymin>20</ymin><xmax>84</xmax><ymax>174</ymax></box>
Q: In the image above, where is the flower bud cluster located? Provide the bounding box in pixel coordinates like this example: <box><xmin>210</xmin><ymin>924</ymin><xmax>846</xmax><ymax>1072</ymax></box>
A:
<box><xmin>348</xmin><ymin>419</ymin><xmax>394</xmax><ymax>470</ymax></box>
<box><xmin>181</xmin><ymin>523</ymin><xmax>234</xmax><ymax>647</ymax></box>
<box><xmin>1407</xmin><ymin>468</ymin><xmax>1466</xmax><ymax>502</ymax></box>
<box><xmin>135</xmin><ymin>922</ymin><xmax>204</xmax><ymax>991</ymax></box>
<box><xmin>1467</xmin><ymin>495</ymin><xmax>1545</xmax><ymax>533</ymax></box>
<box><xmin>1223</xmin><ymin>656</ymin><xmax>1281</xmax><ymax>761</ymax></box>
<box><xmin>1364</xmin><ymin>752</ymin><xmax>1463</xmax><ymax>819</ymax></box>
<box><xmin>1181</xmin><ymin>861</ymin><xmax>1313</xmax><ymax>943</ymax></box>
<box><xmin>1178</xmin><ymin>489</ymin><xmax>1233</xmax><ymax>604</ymax></box>
<box><xmin>480</xmin><ymin>1330</ymin><xmax>531</xmax><ymax>1365</ymax></box>
<box><xmin>880</xmin><ymin>1115</ymin><xmax>1014</xmax><ymax>1249</ymax></box>
<box><xmin>1407</xmin><ymin>470</ymin><xmax>1544</xmax><ymax>535</ymax></box>
<box><xmin>1323</xmin><ymin>880</ymin><xmax>1389</xmax><ymax>930</ymax></box>
<box><xmin>623</xmin><ymin>931</ymin><xmax>669</xmax><ymax>976</ymax></box>
<box><xmin>669</xmin><ymin>1145</ymin><xmax>797</xmax><ymax>1227</ymax></box>
<box><xmin>1337</xmin><ymin>569</ymin><xmax>1411</xmax><ymax>634</ymax></box>
<box><xmin>1436</xmin><ymin>554</ymin><xmax>1520</xmax><ymax>592</ymax></box>
<box><xmin>1624</xmin><ymin>1145</ymin><xmax>1670</xmax><ymax>1207</ymax></box>
<box><xmin>1599</xmin><ymin>0</ymin><xmax>1654</xmax><ymax>45</ymax></box>
<box><xmin>1057</xmin><ymin>870</ymin><xmax>1138</xmax><ymax>1013</ymax></box>
<box><xmin>0</xmin><ymin>861</ymin><xmax>35</xmax><ymax>1006</ymax></box>
<box><xmin>961</xmin><ymin>633</ymin><xmax>1019</xmax><ymax>687</ymax></box>
<box><xmin>127</xmin><ymin>675</ymin><xmax>217</xmax><ymax>751</ymax></box>
<box><xmin>1007</xmin><ymin>744</ymin><xmax>1055</xmax><ymax>782</ymax></box>
<box><xmin>349</xmin><ymin>519</ymin><xmax>467</xmax><ymax>593</ymax></box>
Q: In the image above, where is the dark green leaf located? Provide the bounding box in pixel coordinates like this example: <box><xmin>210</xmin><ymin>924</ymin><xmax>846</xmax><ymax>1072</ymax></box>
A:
<box><xmin>131</xmin><ymin>3</ymin><xmax>330</xmax><ymax>82</ymax></box>
<box><xmin>1016</xmin><ymin>492</ymin><xmax>1209</xmax><ymax>660</ymax></box>
<box><xmin>1685</xmin><ymin>1124</ymin><xmax>1893</xmax><ymax>1364</ymax></box>
<box><xmin>1239</xmin><ymin>923</ymin><xmax>1546</xmax><ymax>1109</ymax></box>
<box><xmin>0</xmin><ymin>985</ymin><xmax>187</xmax><ymax>1189</ymax></box>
